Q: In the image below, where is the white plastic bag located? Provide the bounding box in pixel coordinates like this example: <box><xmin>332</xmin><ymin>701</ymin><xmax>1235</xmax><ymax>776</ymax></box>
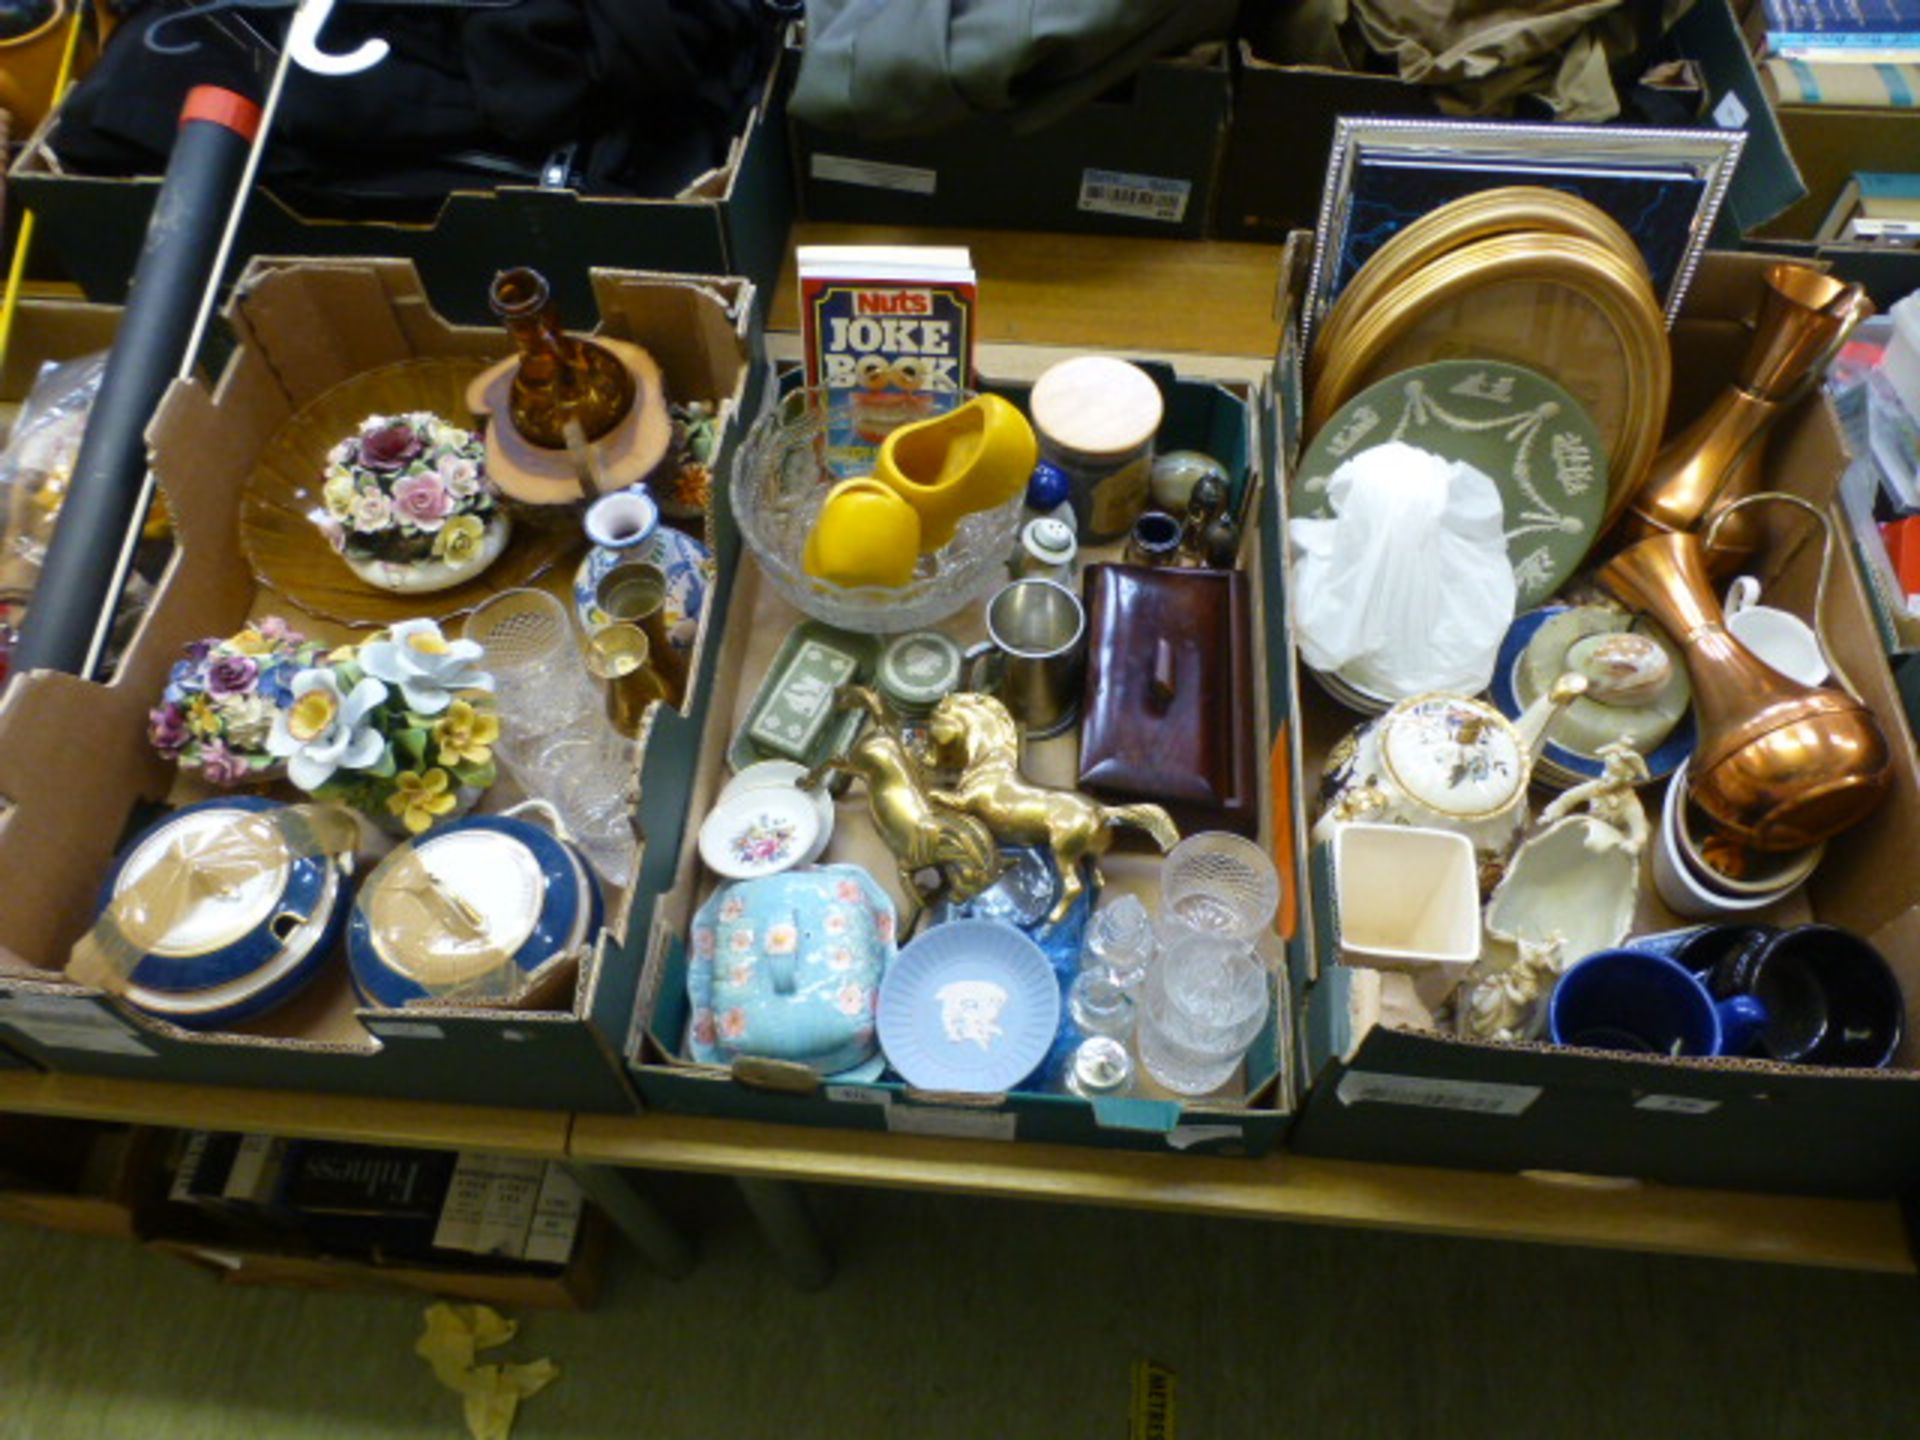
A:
<box><xmin>1289</xmin><ymin>440</ymin><xmax>1516</xmax><ymax>699</ymax></box>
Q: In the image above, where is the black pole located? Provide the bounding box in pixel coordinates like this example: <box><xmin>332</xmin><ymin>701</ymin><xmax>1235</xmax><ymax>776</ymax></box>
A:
<box><xmin>13</xmin><ymin>84</ymin><xmax>259</xmax><ymax>678</ymax></box>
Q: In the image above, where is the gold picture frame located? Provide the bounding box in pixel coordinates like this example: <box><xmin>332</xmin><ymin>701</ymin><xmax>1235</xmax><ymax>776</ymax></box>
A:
<box><xmin>1308</xmin><ymin>187</ymin><xmax>1649</xmax><ymax>392</ymax></box>
<box><xmin>1309</xmin><ymin>232</ymin><xmax>1671</xmax><ymax>521</ymax></box>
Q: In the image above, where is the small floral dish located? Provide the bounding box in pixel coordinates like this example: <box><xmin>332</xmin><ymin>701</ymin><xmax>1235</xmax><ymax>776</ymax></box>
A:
<box><xmin>721</xmin><ymin>760</ymin><xmax>836</xmax><ymax>859</ymax></box>
<box><xmin>241</xmin><ymin>358</ymin><xmax>577</xmax><ymax>628</ymax></box>
<box><xmin>687</xmin><ymin>865</ymin><xmax>897</xmax><ymax>1075</ymax></box>
<box><xmin>267</xmin><ymin>617</ymin><xmax>501</xmax><ymax>836</ymax></box>
<box><xmin>572</xmin><ymin>524</ymin><xmax>712</xmax><ymax>651</ymax></box>
<box><xmin>348</xmin><ymin>799</ymin><xmax>601</xmax><ymax>1010</ymax></box>
<box><xmin>148</xmin><ymin>618</ymin><xmax>324</xmax><ymax>787</ymax></box>
<box><xmin>876</xmin><ymin>919</ymin><xmax>1060</xmax><ymax>1094</ymax></box>
<box><xmin>84</xmin><ymin>797</ymin><xmax>352</xmax><ymax>1029</ymax></box>
<box><xmin>314</xmin><ymin>409</ymin><xmax>509</xmax><ymax>594</ymax></box>
<box><xmin>698</xmin><ymin>784</ymin><xmax>823</xmax><ymax>881</ymax></box>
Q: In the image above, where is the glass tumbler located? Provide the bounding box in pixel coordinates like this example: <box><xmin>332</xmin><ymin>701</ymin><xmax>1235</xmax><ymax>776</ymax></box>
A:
<box><xmin>1135</xmin><ymin>936</ymin><xmax>1270</xmax><ymax>1097</ymax></box>
<box><xmin>1158</xmin><ymin>832</ymin><xmax>1280</xmax><ymax>947</ymax></box>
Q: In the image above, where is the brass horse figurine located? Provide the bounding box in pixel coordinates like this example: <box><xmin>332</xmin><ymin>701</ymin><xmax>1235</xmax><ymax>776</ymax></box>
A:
<box><xmin>927</xmin><ymin>692</ymin><xmax>1179</xmax><ymax>923</ymax></box>
<box><xmin>801</xmin><ymin>686</ymin><xmax>1001</xmax><ymax>906</ymax></box>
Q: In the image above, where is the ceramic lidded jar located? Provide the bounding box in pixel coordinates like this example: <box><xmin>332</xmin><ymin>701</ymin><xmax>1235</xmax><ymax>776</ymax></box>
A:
<box><xmin>80</xmin><ymin>798</ymin><xmax>356</xmax><ymax>1029</ymax></box>
<box><xmin>1313</xmin><ymin>678</ymin><xmax>1585</xmax><ymax>890</ymax></box>
<box><xmin>347</xmin><ymin>800</ymin><xmax>602</xmax><ymax>1009</ymax></box>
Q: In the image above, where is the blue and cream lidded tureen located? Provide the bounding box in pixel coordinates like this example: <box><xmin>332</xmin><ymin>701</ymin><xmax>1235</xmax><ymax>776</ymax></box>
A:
<box><xmin>87</xmin><ymin>797</ymin><xmax>354</xmax><ymax>1030</ymax></box>
<box><xmin>347</xmin><ymin>800</ymin><xmax>602</xmax><ymax>1009</ymax></box>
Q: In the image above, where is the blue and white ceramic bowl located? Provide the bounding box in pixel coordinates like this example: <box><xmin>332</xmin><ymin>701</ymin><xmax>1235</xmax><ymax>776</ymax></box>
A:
<box><xmin>348</xmin><ymin>803</ymin><xmax>602</xmax><ymax>1009</ymax></box>
<box><xmin>687</xmin><ymin>865</ymin><xmax>897</xmax><ymax>1076</ymax></box>
<box><xmin>573</xmin><ymin>524</ymin><xmax>712</xmax><ymax>650</ymax></box>
<box><xmin>93</xmin><ymin>797</ymin><xmax>350</xmax><ymax>1030</ymax></box>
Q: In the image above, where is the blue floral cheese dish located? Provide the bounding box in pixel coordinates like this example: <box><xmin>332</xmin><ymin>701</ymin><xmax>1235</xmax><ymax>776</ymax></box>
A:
<box><xmin>687</xmin><ymin>865</ymin><xmax>897</xmax><ymax>1076</ymax></box>
<box><xmin>348</xmin><ymin>801</ymin><xmax>601</xmax><ymax>1009</ymax></box>
<box><xmin>83</xmin><ymin>797</ymin><xmax>352</xmax><ymax>1030</ymax></box>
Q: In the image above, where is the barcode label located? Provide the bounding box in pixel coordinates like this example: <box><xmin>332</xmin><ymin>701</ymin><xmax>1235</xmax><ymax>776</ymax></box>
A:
<box><xmin>0</xmin><ymin>995</ymin><xmax>157</xmax><ymax>1057</ymax></box>
<box><xmin>1078</xmin><ymin>168</ymin><xmax>1191</xmax><ymax>224</ymax></box>
<box><xmin>885</xmin><ymin>1106</ymin><xmax>1017</xmax><ymax>1141</ymax></box>
<box><xmin>1634</xmin><ymin>1094</ymin><xmax>1721</xmax><ymax>1116</ymax></box>
<box><xmin>1337</xmin><ymin>1070</ymin><xmax>1541</xmax><ymax>1117</ymax></box>
<box><xmin>810</xmin><ymin>154</ymin><xmax>938</xmax><ymax>195</ymax></box>
<box><xmin>825</xmin><ymin>1084</ymin><xmax>891</xmax><ymax>1107</ymax></box>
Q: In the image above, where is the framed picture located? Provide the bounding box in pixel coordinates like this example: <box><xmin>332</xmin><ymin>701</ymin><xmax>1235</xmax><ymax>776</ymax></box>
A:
<box><xmin>1305</xmin><ymin>117</ymin><xmax>1746</xmax><ymax>343</ymax></box>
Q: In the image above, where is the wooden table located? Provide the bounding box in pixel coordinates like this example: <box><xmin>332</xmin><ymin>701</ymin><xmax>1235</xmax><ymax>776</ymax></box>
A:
<box><xmin>1</xmin><ymin>225</ymin><xmax>1911</xmax><ymax>1281</ymax></box>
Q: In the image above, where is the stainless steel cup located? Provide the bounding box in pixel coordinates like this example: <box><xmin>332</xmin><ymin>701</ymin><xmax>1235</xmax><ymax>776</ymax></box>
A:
<box><xmin>964</xmin><ymin>577</ymin><xmax>1085</xmax><ymax>737</ymax></box>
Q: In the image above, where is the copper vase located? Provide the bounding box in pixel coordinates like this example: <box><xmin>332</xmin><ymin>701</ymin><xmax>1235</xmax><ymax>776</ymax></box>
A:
<box><xmin>1597</xmin><ymin>528</ymin><xmax>1891</xmax><ymax>852</ymax></box>
<box><xmin>489</xmin><ymin>267</ymin><xmax>637</xmax><ymax>450</ymax></box>
<box><xmin>1612</xmin><ymin>264</ymin><xmax>1872</xmax><ymax>570</ymax></box>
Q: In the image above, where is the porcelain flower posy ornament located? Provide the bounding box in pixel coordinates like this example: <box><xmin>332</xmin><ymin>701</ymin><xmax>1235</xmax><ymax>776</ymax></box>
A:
<box><xmin>267</xmin><ymin>618</ymin><xmax>501</xmax><ymax>833</ymax></box>
<box><xmin>317</xmin><ymin>410</ymin><xmax>511</xmax><ymax>594</ymax></box>
<box><xmin>149</xmin><ymin>618</ymin><xmax>326</xmax><ymax>786</ymax></box>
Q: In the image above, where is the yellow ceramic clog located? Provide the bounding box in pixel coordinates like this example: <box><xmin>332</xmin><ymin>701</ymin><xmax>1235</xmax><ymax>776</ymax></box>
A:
<box><xmin>804</xmin><ymin>479</ymin><xmax>923</xmax><ymax>589</ymax></box>
<box><xmin>875</xmin><ymin>394</ymin><xmax>1038</xmax><ymax>553</ymax></box>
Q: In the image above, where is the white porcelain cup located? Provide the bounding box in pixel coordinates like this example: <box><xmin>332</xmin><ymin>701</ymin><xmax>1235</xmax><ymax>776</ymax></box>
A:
<box><xmin>1727</xmin><ymin>605</ymin><xmax>1829</xmax><ymax>687</ymax></box>
<box><xmin>1653</xmin><ymin>762</ymin><xmax>1797</xmax><ymax>920</ymax></box>
<box><xmin>1723</xmin><ymin>574</ymin><xmax>1764</xmax><ymax>617</ymax></box>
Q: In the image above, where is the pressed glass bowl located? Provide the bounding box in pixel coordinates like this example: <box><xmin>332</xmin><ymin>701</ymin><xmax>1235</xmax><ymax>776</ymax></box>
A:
<box><xmin>730</xmin><ymin>386</ymin><xmax>1026</xmax><ymax>634</ymax></box>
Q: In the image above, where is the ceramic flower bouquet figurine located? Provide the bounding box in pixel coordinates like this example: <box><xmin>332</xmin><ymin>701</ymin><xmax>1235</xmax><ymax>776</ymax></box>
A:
<box><xmin>317</xmin><ymin>411</ymin><xmax>510</xmax><ymax>594</ymax></box>
<box><xmin>151</xmin><ymin>617</ymin><xmax>502</xmax><ymax>835</ymax></box>
<box><xmin>270</xmin><ymin>619</ymin><xmax>500</xmax><ymax>833</ymax></box>
<box><xmin>148</xmin><ymin>618</ymin><xmax>325</xmax><ymax>786</ymax></box>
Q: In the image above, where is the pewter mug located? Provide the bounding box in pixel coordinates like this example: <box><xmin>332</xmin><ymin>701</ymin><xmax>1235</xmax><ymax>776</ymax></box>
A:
<box><xmin>964</xmin><ymin>578</ymin><xmax>1086</xmax><ymax>737</ymax></box>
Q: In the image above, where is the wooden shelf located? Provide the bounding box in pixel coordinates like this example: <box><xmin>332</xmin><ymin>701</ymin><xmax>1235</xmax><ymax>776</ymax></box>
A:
<box><xmin>569</xmin><ymin>1112</ymin><xmax>1913</xmax><ymax>1275</ymax></box>
<box><xmin>0</xmin><ymin>1071</ymin><xmax>570</xmax><ymax>1160</ymax></box>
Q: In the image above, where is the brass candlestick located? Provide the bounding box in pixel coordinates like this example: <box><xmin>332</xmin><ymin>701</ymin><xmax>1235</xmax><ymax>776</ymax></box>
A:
<box><xmin>1611</xmin><ymin>263</ymin><xmax>1872</xmax><ymax>572</ymax></box>
<box><xmin>1597</xmin><ymin>494</ymin><xmax>1891</xmax><ymax>851</ymax></box>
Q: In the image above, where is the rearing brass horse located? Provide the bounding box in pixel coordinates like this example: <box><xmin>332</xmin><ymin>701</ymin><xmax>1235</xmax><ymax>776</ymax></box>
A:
<box><xmin>802</xmin><ymin>686</ymin><xmax>1001</xmax><ymax>906</ymax></box>
<box><xmin>927</xmin><ymin>692</ymin><xmax>1179</xmax><ymax>923</ymax></box>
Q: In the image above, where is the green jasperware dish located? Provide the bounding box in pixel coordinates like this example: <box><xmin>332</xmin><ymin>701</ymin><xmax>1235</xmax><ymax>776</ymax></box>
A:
<box><xmin>1293</xmin><ymin>360</ymin><xmax>1610</xmax><ymax>610</ymax></box>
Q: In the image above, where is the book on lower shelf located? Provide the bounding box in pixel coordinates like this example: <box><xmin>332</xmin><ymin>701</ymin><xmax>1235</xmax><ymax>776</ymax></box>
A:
<box><xmin>1816</xmin><ymin>172</ymin><xmax>1920</xmax><ymax>242</ymax></box>
<box><xmin>796</xmin><ymin>243</ymin><xmax>977</xmax><ymax>477</ymax></box>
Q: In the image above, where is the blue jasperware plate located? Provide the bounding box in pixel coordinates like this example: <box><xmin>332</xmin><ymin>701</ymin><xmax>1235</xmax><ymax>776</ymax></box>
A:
<box><xmin>877</xmin><ymin>920</ymin><xmax>1060</xmax><ymax>1094</ymax></box>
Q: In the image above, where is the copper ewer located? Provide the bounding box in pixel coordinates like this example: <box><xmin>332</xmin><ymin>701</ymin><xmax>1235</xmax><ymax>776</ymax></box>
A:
<box><xmin>1611</xmin><ymin>264</ymin><xmax>1872</xmax><ymax>570</ymax></box>
<box><xmin>1597</xmin><ymin>495</ymin><xmax>1892</xmax><ymax>852</ymax></box>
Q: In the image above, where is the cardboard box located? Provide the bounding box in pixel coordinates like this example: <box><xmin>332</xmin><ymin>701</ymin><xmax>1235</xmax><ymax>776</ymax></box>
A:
<box><xmin>0</xmin><ymin>258</ymin><xmax>755</xmax><ymax>1114</ymax></box>
<box><xmin>792</xmin><ymin>49</ymin><xmax>1229</xmax><ymax>240</ymax></box>
<box><xmin>1758</xmin><ymin>105</ymin><xmax>1920</xmax><ymax>243</ymax></box>
<box><xmin>623</xmin><ymin>356</ymin><xmax>1314</xmax><ymax>1158</ymax></box>
<box><xmin>147</xmin><ymin>1202</ymin><xmax>608</xmax><ymax>1310</ymax></box>
<box><xmin>1213</xmin><ymin>0</ymin><xmax>1805</xmax><ymax>245</ymax></box>
<box><xmin>0</xmin><ymin>1121</ymin><xmax>166</xmax><ymax>1238</ymax></box>
<box><xmin>7</xmin><ymin>49</ymin><xmax>795</xmax><ymax>328</ymax></box>
<box><xmin>1284</xmin><ymin>250</ymin><xmax>1920</xmax><ymax>1198</ymax></box>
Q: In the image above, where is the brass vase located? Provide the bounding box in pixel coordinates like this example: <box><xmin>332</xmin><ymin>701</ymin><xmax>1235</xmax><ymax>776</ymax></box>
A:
<box><xmin>488</xmin><ymin>267</ymin><xmax>637</xmax><ymax>450</ymax></box>
<box><xmin>1597</xmin><ymin>522</ymin><xmax>1891</xmax><ymax>852</ymax></box>
<box><xmin>1612</xmin><ymin>264</ymin><xmax>1872</xmax><ymax>571</ymax></box>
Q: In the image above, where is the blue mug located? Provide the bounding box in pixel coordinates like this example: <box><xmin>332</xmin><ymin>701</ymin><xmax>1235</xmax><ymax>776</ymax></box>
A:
<box><xmin>1549</xmin><ymin>949</ymin><xmax>1768</xmax><ymax>1058</ymax></box>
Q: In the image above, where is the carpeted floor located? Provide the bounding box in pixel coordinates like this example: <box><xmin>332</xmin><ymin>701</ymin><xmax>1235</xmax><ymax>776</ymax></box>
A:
<box><xmin>3</xmin><ymin>1175</ymin><xmax>1918</xmax><ymax>1438</ymax></box>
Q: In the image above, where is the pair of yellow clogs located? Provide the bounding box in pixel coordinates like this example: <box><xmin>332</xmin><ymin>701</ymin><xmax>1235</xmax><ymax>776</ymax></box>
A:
<box><xmin>804</xmin><ymin>394</ymin><xmax>1037</xmax><ymax>590</ymax></box>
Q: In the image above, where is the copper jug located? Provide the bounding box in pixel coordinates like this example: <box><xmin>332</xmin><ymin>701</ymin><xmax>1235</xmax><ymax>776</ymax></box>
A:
<box><xmin>1597</xmin><ymin>494</ymin><xmax>1892</xmax><ymax>852</ymax></box>
<box><xmin>1612</xmin><ymin>264</ymin><xmax>1872</xmax><ymax>571</ymax></box>
<box><xmin>489</xmin><ymin>267</ymin><xmax>637</xmax><ymax>450</ymax></box>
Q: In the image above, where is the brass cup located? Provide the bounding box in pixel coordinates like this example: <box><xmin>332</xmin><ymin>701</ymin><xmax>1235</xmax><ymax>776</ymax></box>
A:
<box><xmin>586</xmin><ymin>623</ymin><xmax>669</xmax><ymax>737</ymax></box>
<box><xmin>593</xmin><ymin>559</ymin><xmax>687</xmax><ymax>705</ymax></box>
